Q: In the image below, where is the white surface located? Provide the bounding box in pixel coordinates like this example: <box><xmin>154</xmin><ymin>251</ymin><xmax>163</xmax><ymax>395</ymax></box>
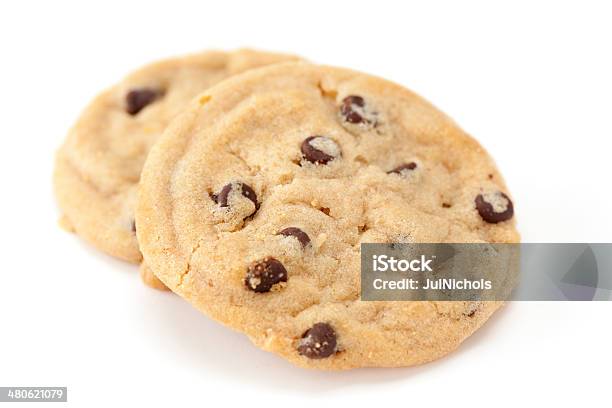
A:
<box><xmin>1</xmin><ymin>1</ymin><xmax>611</xmax><ymax>407</ymax></box>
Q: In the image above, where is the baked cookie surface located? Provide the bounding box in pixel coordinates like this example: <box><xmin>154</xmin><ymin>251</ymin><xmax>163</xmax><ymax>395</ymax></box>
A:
<box><xmin>136</xmin><ymin>62</ymin><xmax>519</xmax><ymax>369</ymax></box>
<box><xmin>54</xmin><ymin>49</ymin><xmax>298</xmax><ymax>263</ymax></box>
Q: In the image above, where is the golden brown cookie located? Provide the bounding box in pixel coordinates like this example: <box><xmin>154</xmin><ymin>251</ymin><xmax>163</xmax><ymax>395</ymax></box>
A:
<box><xmin>136</xmin><ymin>62</ymin><xmax>519</xmax><ymax>369</ymax></box>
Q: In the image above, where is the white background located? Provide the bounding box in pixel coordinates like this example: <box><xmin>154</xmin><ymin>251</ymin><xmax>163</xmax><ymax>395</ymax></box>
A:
<box><xmin>1</xmin><ymin>1</ymin><xmax>611</xmax><ymax>407</ymax></box>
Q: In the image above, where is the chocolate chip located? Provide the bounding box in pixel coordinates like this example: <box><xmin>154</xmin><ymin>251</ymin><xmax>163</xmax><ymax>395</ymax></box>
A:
<box><xmin>297</xmin><ymin>323</ymin><xmax>337</xmax><ymax>359</ymax></box>
<box><xmin>245</xmin><ymin>257</ymin><xmax>287</xmax><ymax>293</ymax></box>
<box><xmin>475</xmin><ymin>192</ymin><xmax>514</xmax><ymax>223</ymax></box>
<box><xmin>215</xmin><ymin>182</ymin><xmax>259</xmax><ymax>217</ymax></box>
<box><xmin>278</xmin><ymin>227</ymin><xmax>311</xmax><ymax>248</ymax></box>
<box><xmin>319</xmin><ymin>207</ymin><xmax>331</xmax><ymax>216</ymax></box>
<box><xmin>464</xmin><ymin>302</ymin><xmax>480</xmax><ymax>317</ymax></box>
<box><xmin>125</xmin><ymin>88</ymin><xmax>161</xmax><ymax>115</ymax></box>
<box><xmin>301</xmin><ymin>136</ymin><xmax>341</xmax><ymax>165</ymax></box>
<box><xmin>340</xmin><ymin>95</ymin><xmax>367</xmax><ymax>124</ymax></box>
<box><xmin>131</xmin><ymin>220</ymin><xmax>137</xmax><ymax>233</ymax></box>
<box><xmin>388</xmin><ymin>162</ymin><xmax>417</xmax><ymax>175</ymax></box>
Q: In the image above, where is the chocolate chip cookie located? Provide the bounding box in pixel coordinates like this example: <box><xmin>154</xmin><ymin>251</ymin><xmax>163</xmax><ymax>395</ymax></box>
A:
<box><xmin>136</xmin><ymin>62</ymin><xmax>519</xmax><ymax>369</ymax></box>
<box><xmin>53</xmin><ymin>49</ymin><xmax>299</xmax><ymax>268</ymax></box>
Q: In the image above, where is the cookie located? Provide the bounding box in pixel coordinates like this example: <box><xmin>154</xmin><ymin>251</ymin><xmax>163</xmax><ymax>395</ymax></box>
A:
<box><xmin>139</xmin><ymin>263</ymin><xmax>169</xmax><ymax>291</ymax></box>
<box><xmin>136</xmin><ymin>62</ymin><xmax>519</xmax><ymax>369</ymax></box>
<box><xmin>53</xmin><ymin>49</ymin><xmax>299</xmax><ymax>267</ymax></box>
